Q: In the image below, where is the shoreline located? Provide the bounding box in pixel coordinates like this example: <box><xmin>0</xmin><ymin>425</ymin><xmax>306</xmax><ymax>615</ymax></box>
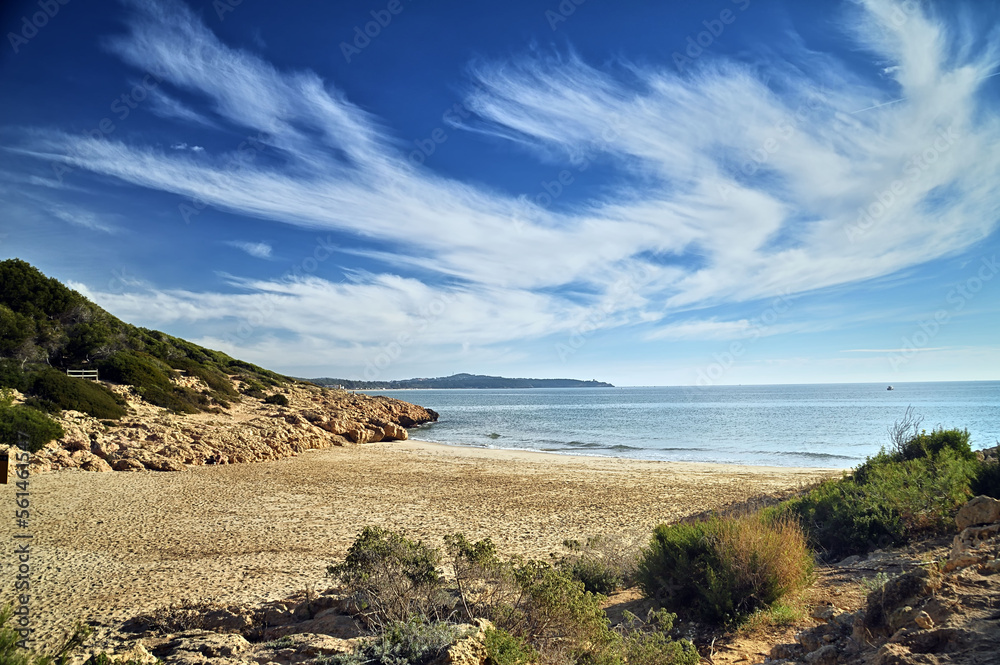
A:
<box><xmin>403</xmin><ymin>438</ymin><xmax>849</xmax><ymax>472</ymax></box>
<box><xmin>4</xmin><ymin>439</ymin><xmax>841</xmax><ymax>647</ymax></box>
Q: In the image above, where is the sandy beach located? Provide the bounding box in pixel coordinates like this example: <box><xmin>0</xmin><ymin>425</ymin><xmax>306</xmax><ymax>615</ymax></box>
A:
<box><xmin>1</xmin><ymin>440</ymin><xmax>842</xmax><ymax>647</ymax></box>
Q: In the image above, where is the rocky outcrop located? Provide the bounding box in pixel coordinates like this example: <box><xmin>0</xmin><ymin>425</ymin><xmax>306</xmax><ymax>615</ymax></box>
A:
<box><xmin>98</xmin><ymin>589</ymin><xmax>388</xmax><ymax>665</ymax></box>
<box><xmin>22</xmin><ymin>380</ymin><xmax>437</xmax><ymax>474</ymax></box>
<box><xmin>954</xmin><ymin>495</ymin><xmax>1000</xmax><ymax>530</ymax></box>
<box><xmin>767</xmin><ymin>495</ymin><xmax>1000</xmax><ymax>665</ymax></box>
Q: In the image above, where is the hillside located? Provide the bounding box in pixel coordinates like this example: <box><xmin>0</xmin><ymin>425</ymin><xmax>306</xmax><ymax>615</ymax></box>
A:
<box><xmin>0</xmin><ymin>258</ymin><xmax>438</xmax><ymax>469</ymax></box>
<box><xmin>311</xmin><ymin>372</ymin><xmax>614</xmax><ymax>389</ymax></box>
<box><xmin>0</xmin><ymin>258</ymin><xmax>288</xmax><ymax>416</ymax></box>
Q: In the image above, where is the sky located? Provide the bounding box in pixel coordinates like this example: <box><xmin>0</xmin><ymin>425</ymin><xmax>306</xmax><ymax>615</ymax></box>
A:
<box><xmin>1</xmin><ymin>0</ymin><xmax>999</xmax><ymax>386</ymax></box>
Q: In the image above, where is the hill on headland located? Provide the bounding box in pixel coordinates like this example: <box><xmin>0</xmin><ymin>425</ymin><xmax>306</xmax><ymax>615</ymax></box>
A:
<box><xmin>310</xmin><ymin>373</ymin><xmax>614</xmax><ymax>389</ymax></box>
<box><xmin>0</xmin><ymin>258</ymin><xmax>437</xmax><ymax>471</ymax></box>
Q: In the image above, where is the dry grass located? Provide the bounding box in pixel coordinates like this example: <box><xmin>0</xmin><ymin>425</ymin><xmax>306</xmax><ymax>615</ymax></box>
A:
<box><xmin>638</xmin><ymin>511</ymin><xmax>813</xmax><ymax>625</ymax></box>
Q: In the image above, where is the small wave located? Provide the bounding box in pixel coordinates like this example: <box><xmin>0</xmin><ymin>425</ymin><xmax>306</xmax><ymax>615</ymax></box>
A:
<box><xmin>657</xmin><ymin>446</ymin><xmax>710</xmax><ymax>452</ymax></box>
<box><xmin>564</xmin><ymin>440</ymin><xmax>602</xmax><ymax>448</ymax></box>
<box><xmin>605</xmin><ymin>444</ymin><xmax>642</xmax><ymax>451</ymax></box>
<box><xmin>745</xmin><ymin>450</ymin><xmax>857</xmax><ymax>461</ymax></box>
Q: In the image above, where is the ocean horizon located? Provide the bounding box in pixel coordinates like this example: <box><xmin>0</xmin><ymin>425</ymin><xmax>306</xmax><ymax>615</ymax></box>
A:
<box><xmin>362</xmin><ymin>381</ymin><xmax>1000</xmax><ymax>467</ymax></box>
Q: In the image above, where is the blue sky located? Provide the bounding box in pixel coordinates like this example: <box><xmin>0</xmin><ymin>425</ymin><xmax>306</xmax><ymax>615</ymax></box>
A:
<box><xmin>1</xmin><ymin>0</ymin><xmax>999</xmax><ymax>386</ymax></box>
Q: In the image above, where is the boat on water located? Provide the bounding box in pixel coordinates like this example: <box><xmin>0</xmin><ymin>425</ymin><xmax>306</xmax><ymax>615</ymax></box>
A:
<box><xmin>887</xmin><ymin>385</ymin><xmax>894</xmax><ymax>390</ymax></box>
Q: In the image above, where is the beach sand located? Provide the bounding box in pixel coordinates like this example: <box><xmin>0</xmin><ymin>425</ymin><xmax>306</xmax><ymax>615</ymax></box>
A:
<box><xmin>1</xmin><ymin>440</ymin><xmax>842</xmax><ymax>647</ymax></box>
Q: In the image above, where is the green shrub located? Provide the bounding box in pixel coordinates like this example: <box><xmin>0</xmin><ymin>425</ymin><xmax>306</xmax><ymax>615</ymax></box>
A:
<box><xmin>328</xmin><ymin>527</ymin><xmax>444</xmax><ymax>627</ymax></box>
<box><xmin>264</xmin><ymin>393</ymin><xmax>289</xmax><ymax>407</ymax></box>
<box><xmin>29</xmin><ymin>370</ymin><xmax>126</xmax><ymax>420</ymax></box>
<box><xmin>896</xmin><ymin>428</ymin><xmax>974</xmax><ymax>462</ymax></box>
<box><xmin>0</xmin><ymin>360</ymin><xmax>28</xmax><ymax>393</ymax></box>
<box><xmin>558</xmin><ymin>535</ymin><xmax>639</xmax><ymax>595</ymax></box>
<box><xmin>616</xmin><ymin>610</ymin><xmax>700</xmax><ymax>665</ymax></box>
<box><xmin>0</xmin><ymin>405</ymin><xmax>65</xmax><ymax>452</ymax></box>
<box><xmin>323</xmin><ymin>618</ymin><xmax>468</xmax><ymax>665</ymax></box>
<box><xmin>772</xmin><ymin>477</ymin><xmax>905</xmax><ymax>560</ymax></box>
<box><xmin>777</xmin><ymin>441</ymin><xmax>980</xmax><ymax>559</ymax></box>
<box><xmin>972</xmin><ymin>459</ymin><xmax>1000</xmax><ymax>498</ymax></box>
<box><xmin>99</xmin><ymin>352</ymin><xmax>172</xmax><ymax>392</ymax></box>
<box><xmin>637</xmin><ymin>512</ymin><xmax>812</xmax><ymax>625</ymax></box>
<box><xmin>166</xmin><ymin>357</ymin><xmax>237</xmax><ymax>397</ymax></box>
<box><xmin>445</xmin><ymin>533</ymin><xmax>616</xmax><ymax>663</ymax></box>
<box><xmin>0</xmin><ymin>602</ymin><xmax>89</xmax><ymax>665</ymax></box>
<box><xmin>99</xmin><ymin>352</ymin><xmax>204</xmax><ymax>414</ymax></box>
<box><xmin>482</xmin><ymin>627</ymin><xmax>538</xmax><ymax>665</ymax></box>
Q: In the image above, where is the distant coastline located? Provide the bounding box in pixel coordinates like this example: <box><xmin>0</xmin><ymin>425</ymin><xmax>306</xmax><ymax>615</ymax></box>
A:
<box><xmin>307</xmin><ymin>372</ymin><xmax>614</xmax><ymax>390</ymax></box>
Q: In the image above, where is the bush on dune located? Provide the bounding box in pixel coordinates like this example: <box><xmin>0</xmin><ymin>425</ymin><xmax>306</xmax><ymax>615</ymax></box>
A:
<box><xmin>775</xmin><ymin>426</ymin><xmax>982</xmax><ymax>559</ymax></box>
<box><xmin>637</xmin><ymin>512</ymin><xmax>812</xmax><ymax>625</ymax></box>
<box><xmin>327</xmin><ymin>526</ymin><xmax>445</xmax><ymax>627</ymax></box>
<box><xmin>557</xmin><ymin>534</ymin><xmax>640</xmax><ymax>596</ymax></box>
<box><xmin>328</xmin><ymin>528</ymin><xmax>698</xmax><ymax>665</ymax></box>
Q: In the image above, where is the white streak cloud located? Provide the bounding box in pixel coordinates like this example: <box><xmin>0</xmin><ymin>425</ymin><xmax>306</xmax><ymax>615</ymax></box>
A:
<box><xmin>15</xmin><ymin>0</ymin><xmax>1000</xmax><ymax>370</ymax></box>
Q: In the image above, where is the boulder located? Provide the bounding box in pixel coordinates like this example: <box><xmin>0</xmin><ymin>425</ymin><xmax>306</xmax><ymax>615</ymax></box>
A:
<box><xmin>956</xmin><ymin>495</ymin><xmax>1000</xmax><ymax>530</ymax></box>
<box><xmin>115</xmin><ymin>450</ymin><xmax>187</xmax><ymax>472</ymax></box>
<box><xmin>94</xmin><ymin>643</ymin><xmax>158</xmax><ymax>664</ymax></box>
<box><xmin>113</xmin><ymin>458</ymin><xmax>147</xmax><ymax>472</ymax></box>
<box><xmin>79</xmin><ymin>454</ymin><xmax>114</xmax><ymax>473</ymax></box>
<box><xmin>381</xmin><ymin>423</ymin><xmax>408</xmax><ymax>441</ymax></box>
<box><xmin>256</xmin><ymin>633</ymin><xmax>359</xmax><ymax>660</ymax></box>
<box><xmin>92</xmin><ymin>439</ymin><xmax>120</xmax><ymax>459</ymax></box>
<box><xmin>153</xmin><ymin>630</ymin><xmax>252</xmax><ymax>663</ymax></box>
<box><xmin>200</xmin><ymin>607</ymin><xmax>253</xmax><ymax>633</ymax></box>
<box><xmin>429</xmin><ymin>619</ymin><xmax>493</xmax><ymax>665</ymax></box>
<box><xmin>346</xmin><ymin>427</ymin><xmax>384</xmax><ymax>444</ymax></box>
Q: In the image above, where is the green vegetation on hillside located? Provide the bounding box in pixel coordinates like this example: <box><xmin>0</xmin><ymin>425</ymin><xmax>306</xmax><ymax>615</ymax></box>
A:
<box><xmin>0</xmin><ymin>259</ymin><xmax>286</xmax><ymax>419</ymax></box>
<box><xmin>0</xmin><ymin>389</ymin><xmax>64</xmax><ymax>451</ymax></box>
<box><xmin>310</xmin><ymin>373</ymin><xmax>614</xmax><ymax>390</ymax></box>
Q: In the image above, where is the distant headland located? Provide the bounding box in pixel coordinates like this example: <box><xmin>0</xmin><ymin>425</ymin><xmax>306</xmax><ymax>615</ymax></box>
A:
<box><xmin>308</xmin><ymin>373</ymin><xmax>614</xmax><ymax>390</ymax></box>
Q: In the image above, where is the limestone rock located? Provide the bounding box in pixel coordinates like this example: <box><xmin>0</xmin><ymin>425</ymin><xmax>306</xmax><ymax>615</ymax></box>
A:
<box><xmin>78</xmin><ymin>453</ymin><xmax>113</xmax><ymax>473</ymax></box>
<box><xmin>35</xmin><ymin>378</ymin><xmax>437</xmax><ymax>476</ymax></box>
<box><xmin>200</xmin><ymin>608</ymin><xmax>253</xmax><ymax>633</ymax></box>
<box><xmin>804</xmin><ymin>644</ymin><xmax>840</xmax><ymax>665</ymax></box>
<box><xmin>153</xmin><ymin>630</ymin><xmax>252</xmax><ymax>663</ymax></box>
<box><xmin>92</xmin><ymin>439</ymin><xmax>120</xmax><ymax>458</ymax></box>
<box><xmin>97</xmin><ymin>643</ymin><xmax>159</xmax><ymax>664</ymax></box>
<box><xmin>429</xmin><ymin>619</ymin><xmax>493</xmax><ymax>665</ymax></box>
<box><xmin>113</xmin><ymin>458</ymin><xmax>147</xmax><ymax>472</ymax></box>
<box><xmin>258</xmin><ymin>633</ymin><xmax>360</xmax><ymax>662</ymax></box>
<box><xmin>381</xmin><ymin>423</ymin><xmax>408</xmax><ymax>441</ymax></box>
<box><xmin>346</xmin><ymin>427</ymin><xmax>384</xmax><ymax>444</ymax></box>
<box><xmin>955</xmin><ymin>495</ymin><xmax>1000</xmax><ymax>530</ymax></box>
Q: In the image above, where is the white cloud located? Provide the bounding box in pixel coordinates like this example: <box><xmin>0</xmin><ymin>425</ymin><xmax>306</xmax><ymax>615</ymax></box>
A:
<box><xmin>225</xmin><ymin>240</ymin><xmax>272</xmax><ymax>259</ymax></box>
<box><xmin>48</xmin><ymin>205</ymin><xmax>118</xmax><ymax>234</ymax></box>
<box><xmin>148</xmin><ymin>88</ymin><xmax>217</xmax><ymax>127</ymax></box>
<box><xmin>16</xmin><ymin>0</ymin><xmax>1000</xmax><ymax>367</ymax></box>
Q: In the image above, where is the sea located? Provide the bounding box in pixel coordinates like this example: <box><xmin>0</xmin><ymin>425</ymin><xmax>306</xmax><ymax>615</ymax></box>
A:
<box><xmin>362</xmin><ymin>382</ymin><xmax>1000</xmax><ymax>468</ymax></box>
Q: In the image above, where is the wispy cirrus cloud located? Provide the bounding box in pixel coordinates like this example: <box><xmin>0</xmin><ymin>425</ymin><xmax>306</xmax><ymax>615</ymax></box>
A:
<box><xmin>224</xmin><ymin>240</ymin><xmax>272</xmax><ymax>259</ymax></box>
<box><xmin>49</xmin><ymin>205</ymin><xmax>119</xmax><ymax>234</ymax></box>
<box><xmin>13</xmin><ymin>0</ymin><xmax>1000</xmax><ymax>371</ymax></box>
